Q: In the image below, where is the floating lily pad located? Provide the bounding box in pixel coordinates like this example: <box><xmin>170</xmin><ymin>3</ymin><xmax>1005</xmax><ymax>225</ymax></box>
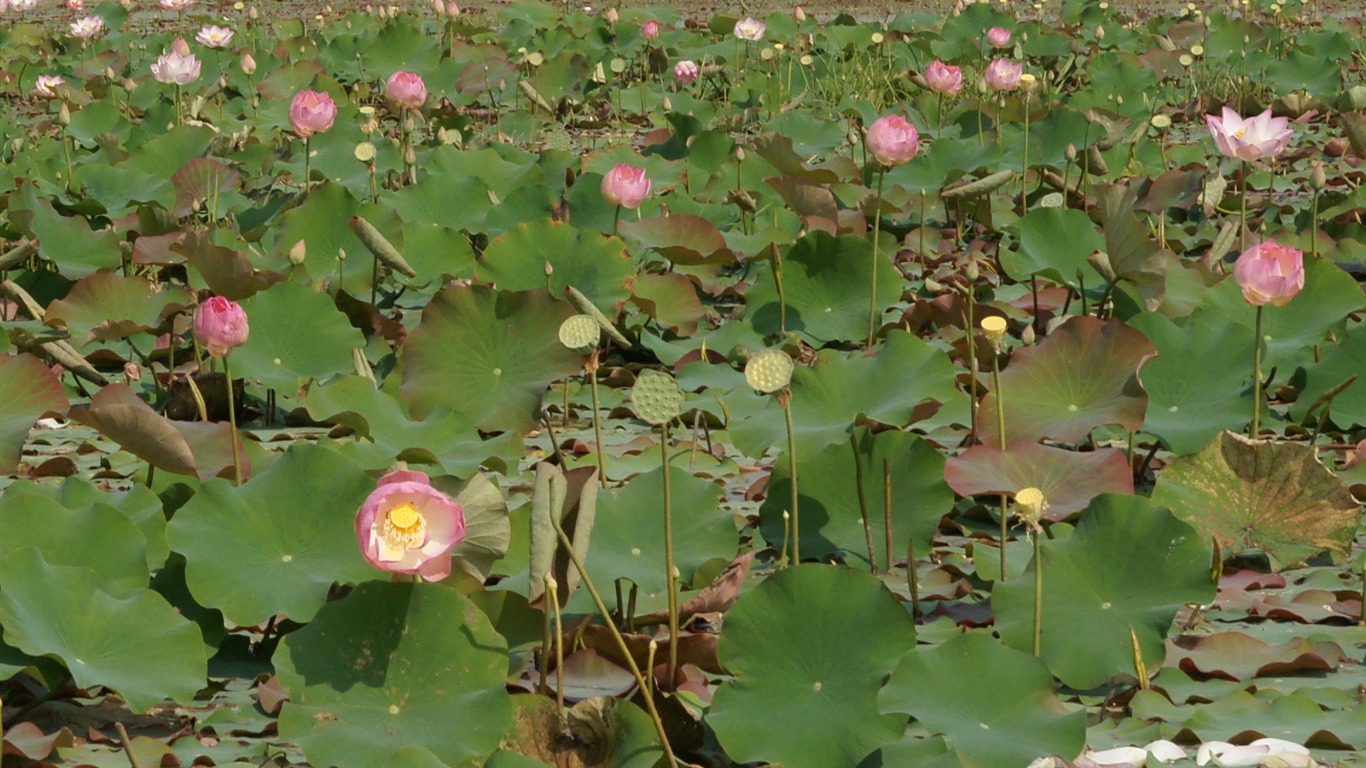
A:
<box><xmin>401</xmin><ymin>285</ymin><xmax>580</xmax><ymax>434</ymax></box>
<box><xmin>993</xmin><ymin>494</ymin><xmax>1215</xmax><ymax>690</ymax></box>
<box><xmin>943</xmin><ymin>442</ymin><xmax>1134</xmax><ymax>520</ymax></box>
<box><xmin>978</xmin><ymin>316</ymin><xmax>1153</xmax><ymax>446</ymax></box>
<box><xmin>276</xmin><ymin>581</ymin><xmax>513</xmax><ymax>768</ymax></box>
<box><xmin>167</xmin><ymin>442</ymin><xmax>377</xmax><ymax>627</ymax></box>
<box><xmin>0</xmin><ymin>353</ymin><xmax>67</xmax><ymax>474</ymax></box>
<box><xmin>879</xmin><ymin>631</ymin><xmax>1086</xmax><ymax>767</ymax></box>
<box><xmin>1151</xmin><ymin>431</ymin><xmax>1360</xmax><ymax>567</ymax></box>
<box><xmin>0</xmin><ymin>548</ymin><xmax>206</xmax><ymax>713</ymax></box>
<box><xmin>708</xmin><ymin>564</ymin><xmax>914</xmax><ymax>767</ymax></box>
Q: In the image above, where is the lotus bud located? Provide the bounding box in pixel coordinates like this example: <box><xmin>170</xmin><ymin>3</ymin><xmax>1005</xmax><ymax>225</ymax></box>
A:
<box><xmin>662</xmin><ymin>95</ymin><xmax>671</xmax><ymax>111</ymax></box>
<box><xmin>924</xmin><ymin>278</ymin><xmax>945</xmax><ymax>293</ymax></box>
<box><xmin>194</xmin><ymin>296</ymin><xmax>250</xmax><ymax>357</ymax></box>
<box><xmin>1087</xmin><ymin>251</ymin><xmax>1117</xmax><ymax>283</ymax></box>
<box><xmin>965</xmin><ymin>261</ymin><xmax>979</xmax><ymax>281</ymax></box>
<box><xmin>794</xmin><ymin>5</ymin><xmax>806</xmax><ymax>21</ymax></box>
<box><xmin>1066</xmin><ymin>143</ymin><xmax>1077</xmax><ymax>161</ymax></box>
<box><xmin>288</xmin><ymin>239</ymin><xmax>307</xmax><ymax>265</ymax></box>
<box><xmin>58</xmin><ymin>102</ymin><xmax>71</xmax><ymax>125</ymax></box>
<box><xmin>1311</xmin><ymin>162</ymin><xmax>1326</xmax><ymax>191</ymax></box>
<box><xmin>1021</xmin><ymin>323</ymin><xmax>1036</xmax><ymax>345</ymax></box>
<box><xmin>249</xmin><ymin>4</ymin><xmax>258</xmax><ymax>18</ymax></box>
<box><xmin>734</xmin><ymin>146</ymin><xmax>746</xmax><ymax>162</ymax></box>
<box><xmin>124</xmin><ymin>361</ymin><xmax>143</xmax><ymax>382</ymax></box>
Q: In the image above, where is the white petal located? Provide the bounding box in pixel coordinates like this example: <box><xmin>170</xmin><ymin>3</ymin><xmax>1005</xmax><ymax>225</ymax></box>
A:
<box><xmin>1144</xmin><ymin>740</ymin><xmax>1188</xmax><ymax>763</ymax></box>
<box><xmin>1086</xmin><ymin>746</ymin><xmax>1149</xmax><ymax>766</ymax></box>
<box><xmin>1213</xmin><ymin>745</ymin><xmax>1271</xmax><ymax>767</ymax></box>
<box><xmin>1249</xmin><ymin>739</ymin><xmax>1310</xmax><ymax>755</ymax></box>
<box><xmin>1198</xmin><ymin>742</ymin><xmax>1236</xmax><ymax>766</ymax></box>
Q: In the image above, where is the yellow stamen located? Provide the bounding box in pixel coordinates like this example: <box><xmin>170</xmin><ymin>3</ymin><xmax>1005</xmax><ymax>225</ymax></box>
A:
<box><xmin>381</xmin><ymin>503</ymin><xmax>427</xmax><ymax>551</ymax></box>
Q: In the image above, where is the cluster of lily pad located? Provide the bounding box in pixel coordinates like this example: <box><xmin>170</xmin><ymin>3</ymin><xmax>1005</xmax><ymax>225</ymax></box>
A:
<box><xmin>2</xmin><ymin>0</ymin><xmax>1365</xmax><ymax>767</ymax></box>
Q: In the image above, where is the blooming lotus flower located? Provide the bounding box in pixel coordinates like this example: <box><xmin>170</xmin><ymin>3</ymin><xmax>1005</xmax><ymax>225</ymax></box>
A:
<box><xmin>1206</xmin><ymin>106</ymin><xmax>1293</xmax><ymax>162</ymax></box>
<box><xmin>193</xmin><ymin>296</ymin><xmax>250</xmax><ymax>357</ymax></box>
<box><xmin>151</xmin><ymin>37</ymin><xmax>201</xmax><ymax>85</ymax></box>
<box><xmin>67</xmin><ymin>0</ymin><xmax>85</xmax><ymax>10</ymax></box>
<box><xmin>734</xmin><ymin>16</ymin><xmax>766</xmax><ymax>41</ymax></box>
<box><xmin>34</xmin><ymin>74</ymin><xmax>66</xmax><ymax>98</ymax></box>
<box><xmin>866</xmin><ymin>114</ymin><xmax>919</xmax><ymax>167</ymax></box>
<box><xmin>9</xmin><ymin>0</ymin><xmax>36</xmax><ymax>9</ymax></box>
<box><xmin>984</xmin><ymin>58</ymin><xmax>1023</xmax><ymax>90</ymax></box>
<box><xmin>986</xmin><ymin>26</ymin><xmax>1012</xmax><ymax>47</ymax></box>
<box><xmin>674</xmin><ymin>59</ymin><xmax>699</xmax><ymax>85</ymax></box>
<box><xmin>195</xmin><ymin>24</ymin><xmax>234</xmax><ymax>48</ymax></box>
<box><xmin>924</xmin><ymin>60</ymin><xmax>963</xmax><ymax>94</ymax></box>
<box><xmin>385</xmin><ymin>70</ymin><xmax>427</xmax><ymax>109</ymax></box>
<box><xmin>601</xmin><ymin>164</ymin><xmax>651</xmax><ymax>209</ymax></box>
<box><xmin>355</xmin><ymin>468</ymin><xmax>465</xmax><ymax>582</ymax></box>
<box><xmin>160</xmin><ymin>0</ymin><xmax>194</xmax><ymax>9</ymax></box>
<box><xmin>289</xmin><ymin>89</ymin><xmax>337</xmax><ymax>137</ymax></box>
<box><xmin>69</xmin><ymin>15</ymin><xmax>103</xmax><ymax>39</ymax></box>
<box><xmin>1233</xmin><ymin>239</ymin><xmax>1304</xmax><ymax>307</ymax></box>
<box><xmin>641</xmin><ymin>20</ymin><xmax>659</xmax><ymax>40</ymax></box>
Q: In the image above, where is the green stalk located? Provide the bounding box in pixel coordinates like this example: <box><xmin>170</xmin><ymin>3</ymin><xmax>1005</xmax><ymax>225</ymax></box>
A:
<box><xmin>224</xmin><ymin>355</ymin><xmax>242</xmax><ymax>485</ymax></box>
<box><xmin>589</xmin><ymin>361</ymin><xmax>608</xmax><ymax>487</ymax></box>
<box><xmin>964</xmin><ymin>285</ymin><xmax>978</xmax><ymax>442</ymax></box>
<box><xmin>1032</xmin><ymin>530</ymin><xmax>1043</xmax><ymax>656</ymax></box>
<box><xmin>548</xmin><ymin>511</ymin><xmax>678</xmax><ymax>767</ymax></box>
<box><xmin>992</xmin><ymin>351</ymin><xmax>1007</xmax><ymax>580</ymax></box>
<box><xmin>780</xmin><ymin>390</ymin><xmax>800</xmax><ymax>565</ymax></box>
<box><xmin>1251</xmin><ymin>304</ymin><xmax>1264</xmax><ymax>438</ymax></box>
<box><xmin>661</xmin><ymin>422</ymin><xmax>679</xmax><ymax>684</ymax></box>
<box><xmin>867</xmin><ymin>168</ymin><xmax>886</xmax><ymax>348</ymax></box>
<box><xmin>303</xmin><ymin>135</ymin><xmax>312</xmax><ymax>190</ymax></box>
<box><xmin>548</xmin><ymin>577</ymin><xmax>565</xmax><ymax>716</ymax></box>
<box><xmin>611</xmin><ymin>204</ymin><xmax>622</xmax><ymax>237</ymax></box>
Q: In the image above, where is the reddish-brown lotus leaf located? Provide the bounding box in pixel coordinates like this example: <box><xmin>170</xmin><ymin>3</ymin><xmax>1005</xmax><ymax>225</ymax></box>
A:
<box><xmin>1249</xmin><ymin>589</ymin><xmax>1360</xmax><ymax>624</ymax></box>
<box><xmin>173</xmin><ymin>230</ymin><xmax>285</xmax><ymax>300</ymax></box>
<box><xmin>3</xmin><ymin>723</ymin><xmax>73</xmax><ymax>760</ymax></box>
<box><xmin>765</xmin><ymin>175</ymin><xmax>839</xmax><ymax>225</ymax></box>
<box><xmin>0</xmin><ymin>353</ymin><xmax>69</xmax><ymax>474</ymax></box>
<box><xmin>44</xmin><ymin>271</ymin><xmax>191</xmax><ymax>345</ymax></box>
<box><xmin>1220</xmin><ymin>571</ymin><xmax>1288</xmax><ymax>591</ymax></box>
<box><xmin>1168</xmin><ymin>632</ymin><xmax>1340</xmax><ymax>681</ymax></box>
<box><xmin>631</xmin><ymin>272</ymin><xmax>705</xmax><ymax>335</ymax></box>
<box><xmin>172</xmin><ymin>157</ymin><xmax>241</xmax><ymax>219</ymax></box>
<box><xmin>68</xmin><ymin>384</ymin><xmax>243</xmax><ymax>481</ymax></box>
<box><xmin>618</xmin><ymin>215</ymin><xmax>735</xmax><ymax>266</ymax></box>
<box><xmin>944</xmin><ymin>442</ymin><xmax>1134</xmax><ymax>520</ymax></box>
<box><xmin>638</xmin><ymin>551</ymin><xmax>755</xmax><ymax>624</ymax></box>
<box><xmin>978</xmin><ymin>316</ymin><xmax>1154</xmax><ymax>445</ymax></box>
<box><xmin>544</xmin><ymin>649</ymin><xmax>637</xmax><ymax>701</ymax></box>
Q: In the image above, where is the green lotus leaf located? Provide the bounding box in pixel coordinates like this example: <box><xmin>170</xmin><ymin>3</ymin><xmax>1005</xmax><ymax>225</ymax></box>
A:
<box><xmin>708</xmin><ymin>564</ymin><xmax>914</xmax><ymax>767</ymax></box>
<box><xmin>0</xmin><ymin>353</ymin><xmax>68</xmax><ymax>475</ymax></box>
<box><xmin>42</xmin><ymin>476</ymin><xmax>168</xmax><ymax>571</ymax></box>
<box><xmin>1151</xmin><ymin>431</ymin><xmax>1360</xmax><ymax>568</ymax></box>
<box><xmin>0</xmin><ymin>548</ymin><xmax>206</xmax><ymax>713</ymax></box>
<box><xmin>276</xmin><ymin>581</ymin><xmax>513</xmax><ymax>768</ymax></box>
<box><xmin>269</xmin><ymin>181</ymin><xmax>375</xmax><ymax>290</ymax></box>
<box><xmin>167</xmin><ymin>442</ymin><xmax>377</xmax><ymax>626</ymax></box>
<box><xmin>400</xmin><ymin>285</ymin><xmax>581</xmax><ymax>434</ymax></box>
<box><xmin>1291</xmin><ymin>319</ymin><xmax>1366</xmax><ymax>430</ymax></box>
<box><xmin>943</xmin><ymin>442</ymin><xmax>1134</xmax><ymax>520</ymax></box>
<box><xmin>993</xmin><ymin>494</ymin><xmax>1215</xmax><ymax>689</ymax></box>
<box><xmin>761</xmin><ymin>429</ymin><xmax>952</xmax><ymax>569</ymax></box>
<box><xmin>0</xmin><ymin>483</ymin><xmax>148</xmax><ymax>597</ymax></box>
<box><xmin>1004</xmin><ymin>207</ymin><xmax>1106</xmax><ymax>288</ymax></box>
<box><xmin>43</xmin><ymin>272</ymin><xmax>191</xmax><ymax>346</ymax></box>
<box><xmin>745</xmin><ymin>230</ymin><xmax>904</xmax><ymax>345</ymax></box>
<box><xmin>727</xmin><ymin>330</ymin><xmax>967</xmax><ymax>459</ymax></box>
<box><xmin>478</xmin><ymin>219</ymin><xmax>635</xmax><ymax>312</ymax></box>
<box><xmin>978</xmin><ymin>316</ymin><xmax>1153</xmax><ymax>445</ymax></box>
<box><xmin>232</xmin><ymin>281</ymin><xmax>367</xmax><ymax>402</ymax></box>
<box><xmin>7</xmin><ymin>183</ymin><xmax>120</xmax><ymax>279</ymax></box>
<box><xmin>1130</xmin><ymin>311</ymin><xmax>1258</xmax><ymax>455</ymax></box>
<box><xmin>879</xmin><ymin>631</ymin><xmax>1086</xmax><ymax>768</ymax></box>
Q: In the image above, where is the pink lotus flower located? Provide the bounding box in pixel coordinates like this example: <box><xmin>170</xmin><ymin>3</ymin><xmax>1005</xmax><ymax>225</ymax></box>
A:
<box><xmin>924</xmin><ymin>60</ymin><xmax>962</xmax><ymax>95</ymax></box>
<box><xmin>69</xmin><ymin>15</ymin><xmax>103</xmax><ymax>39</ymax></box>
<box><xmin>984</xmin><ymin>58</ymin><xmax>1022</xmax><ymax>90</ymax></box>
<box><xmin>385</xmin><ymin>70</ymin><xmax>427</xmax><ymax>109</ymax></box>
<box><xmin>641</xmin><ymin>20</ymin><xmax>659</xmax><ymax>40</ymax></box>
<box><xmin>602</xmin><ymin>7</ymin><xmax>617</xmax><ymax>24</ymax></box>
<box><xmin>196</xmin><ymin>24</ymin><xmax>234</xmax><ymax>49</ymax></box>
<box><xmin>193</xmin><ymin>296</ymin><xmax>250</xmax><ymax>357</ymax></box>
<box><xmin>1233</xmin><ymin>239</ymin><xmax>1304</xmax><ymax>307</ymax></box>
<box><xmin>794</xmin><ymin>5</ymin><xmax>806</xmax><ymax>22</ymax></box>
<box><xmin>734</xmin><ymin>16</ymin><xmax>766</xmax><ymax>41</ymax></box>
<box><xmin>1206</xmin><ymin>106</ymin><xmax>1293</xmax><ymax>162</ymax></box>
<box><xmin>67</xmin><ymin>0</ymin><xmax>85</xmax><ymax>10</ymax></box>
<box><xmin>866</xmin><ymin>114</ymin><xmax>920</xmax><ymax>167</ymax></box>
<box><xmin>674</xmin><ymin>59</ymin><xmax>699</xmax><ymax>85</ymax></box>
<box><xmin>160</xmin><ymin>0</ymin><xmax>195</xmax><ymax>9</ymax></box>
<box><xmin>355</xmin><ymin>468</ymin><xmax>465</xmax><ymax>582</ymax></box>
<box><xmin>601</xmin><ymin>164</ymin><xmax>651</xmax><ymax>209</ymax></box>
<box><xmin>34</xmin><ymin>74</ymin><xmax>66</xmax><ymax>98</ymax></box>
<box><xmin>240</xmin><ymin>52</ymin><xmax>256</xmax><ymax>75</ymax></box>
<box><xmin>151</xmin><ymin>37</ymin><xmax>201</xmax><ymax>85</ymax></box>
<box><xmin>986</xmin><ymin>26</ymin><xmax>1011</xmax><ymax>48</ymax></box>
<box><xmin>289</xmin><ymin>89</ymin><xmax>337</xmax><ymax>137</ymax></box>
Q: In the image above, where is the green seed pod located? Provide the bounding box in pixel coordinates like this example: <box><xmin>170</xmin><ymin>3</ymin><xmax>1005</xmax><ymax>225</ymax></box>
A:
<box><xmin>558</xmin><ymin>315</ymin><xmax>601</xmax><ymax>355</ymax></box>
<box><xmin>745</xmin><ymin>348</ymin><xmax>794</xmax><ymax>394</ymax></box>
<box><xmin>631</xmin><ymin>369</ymin><xmax>685</xmax><ymax>426</ymax></box>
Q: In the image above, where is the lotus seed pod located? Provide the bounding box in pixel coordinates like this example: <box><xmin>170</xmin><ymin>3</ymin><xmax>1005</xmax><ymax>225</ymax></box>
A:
<box><xmin>980</xmin><ymin>316</ymin><xmax>1007</xmax><ymax>349</ymax></box>
<box><xmin>1015</xmin><ymin>487</ymin><xmax>1047</xmax><ymax>527</ymax></box>
<box><xmin>630</xmin><ymin>369</ymin><xmax>685</xmax><ymax>426</ymax></box>
<box><xmin>558</xmin><ymin>315</ymin><xmax>600</xmax><ymax>355</ymax></box>
<box><xmin>744</xmin><ymin>348</ymin><xmax>795</xmax><ymax>394</ymax></box>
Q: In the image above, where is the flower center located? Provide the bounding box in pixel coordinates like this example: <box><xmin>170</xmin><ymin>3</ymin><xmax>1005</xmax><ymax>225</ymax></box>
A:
<box><xmin>382</xmin><ymin>503</ymin><xmax>427</xmax><ymax>550</ymax></box>
<box><xmin>1233</xmin><ymin>127</ymin><xmax>1246</xmax><ymax>139</ymax></box>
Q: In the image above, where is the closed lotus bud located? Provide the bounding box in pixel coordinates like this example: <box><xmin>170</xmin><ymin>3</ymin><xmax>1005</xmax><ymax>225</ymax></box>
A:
<box><xmin>249</xmin><ymin>4</ymin><xmax>258</xmax><ymax>19</ymax></box>
<box><xmin>734</xmin><ymin>146</ymin><xmax>746</xmax><ymax>162</ymax></box>
<box><xmin>124</xmin><ymin>361</ymin><xmax>143</xmax><ymax>382</ymax></box>
<box><xmin>1021</xmin><ymin>323</ymin><xmax>1036</xmax><ymax>345</ymax></box>
<box><xmin>1087</xmin><ymin>250</ymin><xmax>1117</xmax><ymax>283</ymax></box>
<box><xmin>794</xmin><ymin>5</ymin><xmax>806</xmax><ymax>21</ymax></box>
<box><xmin>194</xmin><ymin>296</ymin><xmax>250</xmax><ymax>357</ymax></box>
<box><xmin>1311</xmin><ymin>162</ymin><xmax>1326</xmax><ymax>191</ymax></box>
<box><xmin>1066</xmin><ymin>143</ymin><xmax>1078</xmax><ymax>161</ymax></box>
<box><xmin>59</xmin><ymin>102</ymin><xmax>71</xmax><ymax>125</ymax></box>
<box><xmin>241</xmin><ymin>52</ymin><xmax>257</xmax><ymax>75</ymax></box>
<box><xmin>289</xmin><ymin>239</ymin><xmax>307</xmax><ymax>265</ymax></box>
<box><xmin>965</xmin><ymin>261</ymin><xmax>979</xmax><ymax>281</ymax></box>
<box><xmin>924</xmin><ymin>278</ymin><xmax>945</xmax><ymax>293</ymax></box>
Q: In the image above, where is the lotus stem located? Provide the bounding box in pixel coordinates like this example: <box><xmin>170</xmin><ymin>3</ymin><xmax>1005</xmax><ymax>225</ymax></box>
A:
<box><xmin>611</xmin><ymin>204</ymin><xmax>622</xmax><ymax>237</ymax></box>
<box><xmin>303</xmin><ymin>136</ymin><xmax>312</xmax><ymax>190</ymax></box>
<box><xmin>882</xmin><ymin>458</ymin><xmax>893</xmax><ymax>573</ymax></box>
<box><xmin>867</xmin><ymin>168</ymin><xmax>886</xmax><ymax>348</ymax></box>
<box><xmin>538</xmin><ymin>576</ymin><xmax>553</xmax><ymax>697</ymax></box>
<box><xmin>964</xmin><ymin>283</ymin><xmax>978</xmax><ymax>443</ymax></box>
<box><xmin>907</xmin><ymin>536</ymin><xmax>920</xmax><ymax>619</ymax></box>
<box><xmin>1239</xmin><ymin>159</ymin><xmax>1248</xmax><ymax>254</ymax></box>
<box><xmin>1032</xmin><ymin>529</ymin><xmax>1043</xmax><ymax>656</ymax></box>
<box><xmin>771</xmin><ymin>241</ymin><xmax>787</xmax><ymax>335</ymax></box>
<box><xmin>851</xmin><ymin>434</ymin><xmax>877</xmax><ymax>574</ymax></box>
<box><xmin>588</xmin><ymin>353</ymin><xmax>608</xmax><ymax>487</ymax></box>
<box><xmin>224</xmin><ymin>356</ymin><xmax>242</xmax><ymax>486</ymax></box>
<box><xmin>548</xmin><ymin>510</ymin><xmax>678</xmax><ymax>767</ymax></box>
<box><xmin>1251</xmin><ymin>304</ymin><xmax>1264</xmax><ymax>438</ymax></box>
<box><xmin>661</xmin><ymin>422</ymin><xmax>679</xmax><ymax>684</ymax></box>
<box><xmin>548</xmin><ymin>576</ymin><xmax>565</xmax><ymax>716</ymax></box>
<box><xmin>779</xmin><ymin>389</ymin><xmax>800</xmax><ymax>564</ymax></box>
<box><xmin>1020</xmin><ymin>92</ymin><xmax>1030</xmax><ymax>215</ymax></box>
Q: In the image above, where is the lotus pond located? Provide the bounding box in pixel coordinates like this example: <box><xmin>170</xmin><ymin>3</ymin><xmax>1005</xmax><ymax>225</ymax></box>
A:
<box><xmin>2</xmin><ymin>0</ymin><xmax>1366</xmax><ymax>766</ymax></box>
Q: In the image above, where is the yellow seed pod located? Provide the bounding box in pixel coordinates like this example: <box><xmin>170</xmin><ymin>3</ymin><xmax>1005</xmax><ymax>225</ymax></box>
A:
<box><xmin>744</xmin><ymin>348</ymin><xmax>795</xmax><ymax>394</ymax></box>
<box><xmin>354</xmin><ymin>142</ymin><xmax>377</xmax><ymax>162</ymax></box>
<box><xmin>980</xmin><ymin>316</ymin><xmax>1008</xmax><ymax>348</ymax></box>
<box><xmin>1015</xmin><ymin>487</ymin><xmax>1047</xmax><ymax>525</ymax></box>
